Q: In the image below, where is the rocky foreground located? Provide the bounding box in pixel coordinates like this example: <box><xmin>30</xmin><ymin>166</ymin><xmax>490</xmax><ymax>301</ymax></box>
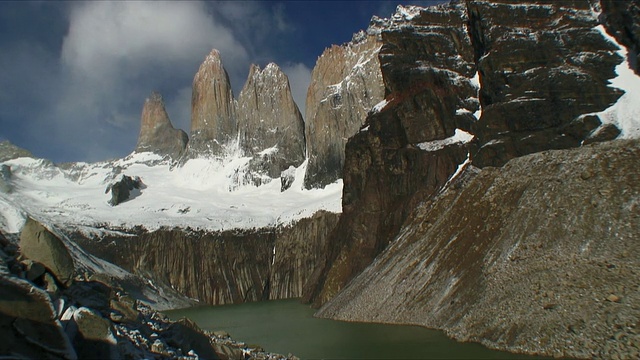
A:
<box><xmin>0</xmin><ymin>221</ymin><xmax>297</xmax><ymax>360</ymax></box>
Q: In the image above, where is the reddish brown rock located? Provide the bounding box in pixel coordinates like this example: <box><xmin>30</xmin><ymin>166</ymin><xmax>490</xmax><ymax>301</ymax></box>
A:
<box><xmin>303</xmin><ymin>31</ymin><xmax>385</xmax><ymax>189</ymax></box>
<box><xmin>135</xmin><ymin>92</ymin><xmax>188</xmax><ymax>159</ymax></box>
<box><xmin>188</xmin><ymin>49</ymin><xmax>237</xmax><ymax>157</ymax></box>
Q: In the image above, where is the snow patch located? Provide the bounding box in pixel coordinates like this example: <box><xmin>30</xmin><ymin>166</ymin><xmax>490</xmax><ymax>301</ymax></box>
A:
<box><xmin>416</xmin><ymin>129</ymin><xmax>475</xmax><ymax>152</ymax></box>
<box><xmin>593</xmin><ymin>25</ymin><xmax>640</xmax><ymax>138</ymax></box>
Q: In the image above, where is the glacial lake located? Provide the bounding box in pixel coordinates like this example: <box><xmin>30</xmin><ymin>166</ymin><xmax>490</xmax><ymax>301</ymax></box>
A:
<box><xmin>166</xmin><ymin>299</ymin><xmax>546</xmax><ymax>359</ymax></box>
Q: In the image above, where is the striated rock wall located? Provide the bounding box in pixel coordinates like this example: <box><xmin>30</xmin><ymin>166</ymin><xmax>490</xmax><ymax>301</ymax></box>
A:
<box><xmin>70</xmin><ymin>211</ymin><xmax>340</xmax><ymax>305</ymax></box>
<box><xmin>307</xmin><ymin>0</ymin><xmax>633</xmax><ymax>307</ymax></box>
<box><xmin>317</xmin><ymin>139</ymin><xmax>640</xmax><ymax>360</ymax></box>
<box><xmin>469</xmin><ymin>0</ymin><xmax>624</xmax><ymax>167</ymax></box>
<box><xmin>306</xmin><ymin>2</ymin><xmax>477</xmax><ymax>306</ymax></box>
<box><xmin>303</xmin><ymin>31</ymin><xmax>385</xmax><ymax>189</ymax></box>
<box><xmin>135</xmin><ymin>92</ymin><xmax>188</xmax><ymax>159</ymax></box>
<box><xmin>237</xmin><ymin>63</ymin><xmax>306</xmax><ymax>177</ymax></box>
<box><xmin>188</xmin><ymin>49</ymin><xmax>238</xmax><ymax>157</ymax></box>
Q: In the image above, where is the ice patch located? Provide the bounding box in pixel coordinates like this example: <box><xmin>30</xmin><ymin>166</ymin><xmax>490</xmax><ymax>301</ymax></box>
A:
<box><xmin>416</xmin><ymin>129</ymin><xmax>475</xmax><ymax>152</ymax></box>
<box><xmin>593</xmin><ymin>25</ymin><xmax>640</xmax><ymax>138</ymax></box>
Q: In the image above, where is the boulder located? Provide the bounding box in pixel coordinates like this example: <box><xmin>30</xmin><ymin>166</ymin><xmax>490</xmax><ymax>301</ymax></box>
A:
<box><xmin>19</xmin><ymin>217</ymin><xmax>75</xmax><ymax>287</ymax></box>
<box><xmin>0</xmin><ymin>277</ymin><xmax>76</xmax><ymax>359</ymax></box>
<box><xmin>72</xmin><ymin>307</ymin><xmax>117</xmax><ymax>359</ymax></box>
<box><xmin>162</xmin><ymin>318</ymin><xmax>221</xmax><ymax>359</ymax></box>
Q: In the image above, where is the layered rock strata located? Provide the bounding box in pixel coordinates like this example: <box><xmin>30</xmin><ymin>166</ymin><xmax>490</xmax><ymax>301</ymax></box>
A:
<box><xmin>70</xmin><ymin>211</ymin><xmax>340</xmax><ymax>305</ymax></box>
<box><xmin>237</xmin><ymin>63</ymin><xmax>306</xmax><ymax>177</ymax></box>
<box><xmin>306</xmin><ymin>2</ymin><xmax>478</xmax><ymax>306</ymax></box>
<box><xmin>317</xmin><ymin>139</ymin><xmax>640</xmax><ymax>360</ymax></box>
<box><xmin>303</xmin><ymin>31</ymin><xmax>385</xmax><ymax>189</ymax></box>
<box><xmin>307</xmin><ymin>0</ymin><xmax>631</xmax><ymax>307</ymax></box>
<box><xmin>469</xmin><ymin>0</ymin><xmax>624</xmax><ymax>167</ymax></box>
<box><xmin>134</xmin><ymin>92</ymin><xmax>188</xmax><ymax>159</ymax></box>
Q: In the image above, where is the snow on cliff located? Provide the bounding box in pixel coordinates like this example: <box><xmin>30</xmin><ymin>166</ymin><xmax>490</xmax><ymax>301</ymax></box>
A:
<box><xmin>0</xmin><ymin>150</ymin><xmax>342</xmax><ymax>235</ymax></box>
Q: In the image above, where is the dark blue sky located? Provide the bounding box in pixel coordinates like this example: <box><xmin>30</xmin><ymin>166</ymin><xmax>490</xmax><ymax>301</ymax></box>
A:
<box><xmin>0</xmin><ymin>1</ymin><xmax>445</xmax><ymax>163</ymax></box>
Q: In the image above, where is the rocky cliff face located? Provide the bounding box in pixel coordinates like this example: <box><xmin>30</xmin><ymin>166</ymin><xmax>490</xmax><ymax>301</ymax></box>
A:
<box><xmin>135</xmin><ymin>92</ymin><xmax>188</xmax><ymax>159</ymax></box>
<box><xmin>303</xmin><ymin>31</ymin><xmax>385</xmax><ymax>189</ymax></box>
<box><xmin>70</xmin><ymin>211</ymin><xmax>339</xmax><ymax>305</ymax></box>
<box><xmin>317</xmin><ymin>139</ymin><xmax>640</xmax><ymax>360</ymax></box>
<box><xmin>307</xmin><ymin>0</ymin><xmax>633</xmax><ymax>307</ymax></box>
<box><xmin>188</xmin><ymin>49</ymin><xmax>238</xmax><ymax>157</ymax></box>
<box><xmin>237</xmin><ymin>63</ymin><xmax>306</xmax><ymax>178</ymax></box>
<box><xmin>599</xmin><ymin>0</ymin><xmax>640</xmax><ymax>75</ymax></box>
<box><xmin>470</xmin><ymin>0</ymin><xmax>624</xmax><ymax>167</ymax></box>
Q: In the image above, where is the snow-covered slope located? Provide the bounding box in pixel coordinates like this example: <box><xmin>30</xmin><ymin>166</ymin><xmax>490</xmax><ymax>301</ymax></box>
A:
<box><xmin>0</xmin><ymin>146</ymin><xmax>342</xmax><ymax>235</ymax></box>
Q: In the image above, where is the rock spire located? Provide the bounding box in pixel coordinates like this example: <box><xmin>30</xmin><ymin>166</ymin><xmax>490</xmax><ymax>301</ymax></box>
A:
<box><xmin>135</xmin><ymin>91</ymin><xmax>188</xmax><ymax>159</ymax></box>
<box><xmin>188</xmin><ymin>49</ymin><xmax>237</xmax><ymax>157</ymax></box>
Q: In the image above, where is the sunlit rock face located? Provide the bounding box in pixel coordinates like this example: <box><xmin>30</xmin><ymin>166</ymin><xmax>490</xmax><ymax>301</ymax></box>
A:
<box><xmin>307</xmin><ymin>0</ymin><xmax>632</xmax><ymax>306</ymax></box>
<box><xmin>135</xmin><ymin>92</ymin><xmax>188</xmax><ymax>159</ymax></box>
<box><xmin>188</xmin><ymin>49</ymin><xmax>238</xmax><ymax>157</ymax></box>
<box><xmin>317</xmin><ymin>139</ymin><xmax>640</xmax><ymax>360</ymax></box>
<box><xmin>303</xmin><ymin>30</ymin><xmax>385</xmax><ymax>189</ymax></box>
<box><xmin>237</xmin><ymin>63</ymin><xmax>306</xmax><ymax>178</ymax></box>
<box><xmin>469</xmin><ymin>0</ymin><xmax>624</xmax><ymax>167</ymax></box>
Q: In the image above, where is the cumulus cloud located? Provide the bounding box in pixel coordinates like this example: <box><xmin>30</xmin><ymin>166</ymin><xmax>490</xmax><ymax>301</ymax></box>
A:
<box><xmin>61</xmin><ymin>1</ymin><xmax>248</xmax><ymax>78</ymax></box>
<box><xmin>282</xmin><ymin>63</ymin><xmax>312</xmax><ymax>119</ymax></box>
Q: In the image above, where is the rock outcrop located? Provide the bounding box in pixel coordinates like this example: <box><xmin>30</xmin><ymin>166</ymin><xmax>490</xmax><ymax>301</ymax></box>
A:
<box><xmin>134</xmin><ymin>92</ymin><xmax>188</xmax><ymax>159</ymax></box>
<box><xmin>69</xmin><ymin>211</ymin><xmax>340</xmax><ymax>305</ymax></box>
<box><xmin>470</xmin><ymin>0</ymin><xmax>624</xmax><ymax>167</ymax></box>
<box><xmin>307</xmin><ymin>0</ymin><xmax>631</xmax><ymax>307</ymax></box>
<box><xmin>0</xmin><ymin>140</ymin><xmax>33</xmax><ymax>162</ymax></box>
<box><xmin>188</xmin><ymin>49</ymin><xmax>238</xmax><ymax>157</ymax></box>
<box><xmin>599</xmin><ymin>0</ymin><xmax>640</xmax><ymax>74</ymax></box>
<box><xmin>237</xmin><ymin>63</ymin><xmax>306</xmax><ymax>178</ymax></box>
<box><xmin>105</xmin><ymin>175</ymin><xmax>144</xmax><ymax>206</ymax></box>
<box><xmin>306</xmin><ymin>2</ymin><xmax>477</xmax><ymax>306</ymax></box>
<box><xmin>317</xmin><ymin>139</ymin><xmax>640</xmax><ymax>360</ymax></box>
<box><xmin>303</xmin><ymin>31</ymin><xmax>385</xmax><ymax>189</ymax></box>
<box><xmin>19</xmin><ymin>217</ymin><xmax>75</xmax><ymax>287</ymax></box>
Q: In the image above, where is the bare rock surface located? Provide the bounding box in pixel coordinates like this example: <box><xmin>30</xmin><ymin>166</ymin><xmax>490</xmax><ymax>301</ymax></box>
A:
<box><xmin>19</xmin><ymin>217</ymin><xmax>75</xmax><ymax>287</ymax></box>
<box><xmin>134</xmin><ymin>92</ymin><xmax>188</xmax><ymax>159</ymax></box>
<box><xmin>188</xmin><ymin>49</ymin><xmax>237</xmax><ymax>157</ymax></box>
<box><xmin>303</xmin><ymin>31</ymin><xmax>385</xmax><ymax>189</ymax></box>
<box><xmin>237</xmin><ymin>63</ymin><xmax>306</xmax><ymax>178</ymax></box>
<box><xmin>317</xmin><ymin>139</ymin><xmax>640</xmax><ymax>360</ymax></box>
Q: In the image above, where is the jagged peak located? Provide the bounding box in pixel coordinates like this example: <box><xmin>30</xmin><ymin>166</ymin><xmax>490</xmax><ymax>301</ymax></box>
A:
<box><xmin>146</xmin><ymin>91</ymin><xmax>164</xmax><ymax>104</ymax></box>
<box><xmin>204</xmin><ymin>48</ymin><xmax>223</xmax><ymax>64</ymax></box>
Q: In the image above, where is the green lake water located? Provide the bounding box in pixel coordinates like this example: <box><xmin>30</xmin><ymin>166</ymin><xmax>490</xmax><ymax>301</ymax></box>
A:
<box><xmin>166</xmin><ymin>299</ymin><xmax>547</xmax><ymax>360</ymax></box>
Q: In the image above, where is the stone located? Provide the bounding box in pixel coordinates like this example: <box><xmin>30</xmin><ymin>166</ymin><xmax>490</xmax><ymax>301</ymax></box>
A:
<box><xmin>280</xmin><ymin>166</ymin><xmax>296</xmax><ymax>192</ymax></box>
<box><xmin>584</xmin><ymin>123</ymin><xmax>622</xmax><ymax>145</ymax></box>
<box><xmin>303</xmin><ymin>32</ymin><xmax>385</xmax><ymax>189</ymax></box>
<box><xmin>72</xmin><ymin>307</ymin><xmax>117</xmax><ymax>359</ymax></box>
<box><xmin>105</xmin><ymin>175</ymin><xmax>144</xmax><ymax>206</ymax></box>
<box><xmin>109</xmin><ymin>294</ymin><xmax>139</xmax><ymax>323</ymax></box>
<box><xmin>607</xmin><ymin>294</ymin><xmax>622</xmax><ymax>303</ymax></box>
<box><xmin>0</xmin><ymin>277</ymin><xmax>76</xmax><ymax>359</ymax></box>
<box><xmin>162</xmin><ymin>318</ymin><xmax>220</xmax><ymax>359</ymax></box>
<box><xmin>42</xmin><ymin>271</ymin><xmax>60</xmax><ymax>297</ymax></box>
<box><xmin>22</xmin><ymin>259</ymin><xmax>46</xmax><ymax>282</ymax></box>
<box><xmin>19</xmin><ymin>217</ymin><xmax>75</xmax><ymax>287</ymax></box>
<box><xmin>188</xmin><ymin>49</ymin><xmax>237</xmax><ymax>157</ymax></box>
<box><xmin>135</xmin><ymin>91</ymin><xmax>188</xmax><ymax>159</ymax></box>
<box><xmin>237</xmin><ymin>63</ymin><xmax>306</xmax><ymax>178</ymax></box>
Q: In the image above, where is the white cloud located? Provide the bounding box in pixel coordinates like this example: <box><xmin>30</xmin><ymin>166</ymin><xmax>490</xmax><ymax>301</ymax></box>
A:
<box><xmin>282</xmin><ymin>63</ymin><xmax>312</xmax><ymax>120</ymax></box>
<box><xmin>61</xmin><ymin>1</ymin><xmax>248</xmax><ymax>79</ymax></box>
